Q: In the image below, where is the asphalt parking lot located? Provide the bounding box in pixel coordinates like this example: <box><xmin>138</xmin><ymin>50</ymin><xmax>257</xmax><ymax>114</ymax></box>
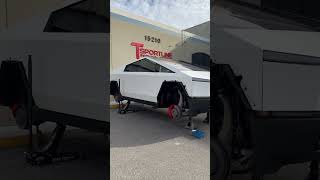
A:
<box><xmin>0</xmin><ymin>106</ymin><xmax>108</xmax><ymax>180</ymax></box>
<box><xmin>110</xmin><ymin>103</ymin><xmax>210</xmax><ymax>180</ymax></box>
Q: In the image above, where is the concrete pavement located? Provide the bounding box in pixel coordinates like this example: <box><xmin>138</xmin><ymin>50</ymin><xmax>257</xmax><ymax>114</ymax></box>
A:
<box><xmin>110</xmin><ymin>104</ymin><xmax>210</xmax><ymax>180</ymax></box>
<box><xmin>0</xmin><ymin>128</ymin><xmax>108</xmax><ymax>180</ymax></box>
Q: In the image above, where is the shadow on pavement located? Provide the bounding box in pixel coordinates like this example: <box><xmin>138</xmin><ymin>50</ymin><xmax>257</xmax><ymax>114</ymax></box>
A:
<box><xmin>0</xmin><ymin>129</ymin><xmax>109</xmax><ymax>180</ymax></box>
<box><xmin>110</xmin><ymin>103</ymin><xmax>209</xmax><ymax>148</ymax></box>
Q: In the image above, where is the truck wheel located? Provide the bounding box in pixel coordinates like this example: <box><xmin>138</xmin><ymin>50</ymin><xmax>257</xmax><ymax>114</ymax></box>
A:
<box><xmin>212</xmin><ymin>94</ymin><xmax>233</xmax><ymax>180</ymax></box>
<box><xmin>167</xmin><ymin>88</ymin><xmax>184</xmax><ymax>120</ymax></box>
<box><xmin>168</xmin><ymin>104</ymin><xmax>182</xmax><ymax>120</ymax></box>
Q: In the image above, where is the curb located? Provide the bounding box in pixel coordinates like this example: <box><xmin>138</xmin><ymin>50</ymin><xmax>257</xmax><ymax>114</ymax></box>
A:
<box><xmin>110</xmin><ymin>103</ymin><xmax>119</xmax><ymax>109</ymax></box>
<box><xmin>0</xmin><ymin>135</ymin><xmax>29</xmax><ymax>148</ymax></box>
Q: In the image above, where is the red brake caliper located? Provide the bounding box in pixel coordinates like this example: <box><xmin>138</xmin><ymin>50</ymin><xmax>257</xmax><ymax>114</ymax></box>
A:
<box><xmin>167</xmin><ymin>105</ymin><xmax>175</xmax><ymax>119</ymax></box>
<box><xmin>10</xmin><ymin>104</ymin><xmax>18</xmax><ymax>116</ymax></box>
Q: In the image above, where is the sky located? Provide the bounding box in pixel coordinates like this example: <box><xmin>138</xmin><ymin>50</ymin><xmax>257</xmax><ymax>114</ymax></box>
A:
<box><xmin>111</xmin><ymin>0</ymin><xmax>210</xmax><ymax>30</ymax></box>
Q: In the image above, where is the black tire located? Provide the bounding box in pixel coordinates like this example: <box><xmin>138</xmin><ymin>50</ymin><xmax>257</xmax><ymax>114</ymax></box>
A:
<box><xmin>212</xmin><ymin>138</ymin><xmax>231</xmax><ymax>180</ymax></box>
<box><xmin>165</xmin><ymin>86</ymin><xmax>181</xmax><ymax>106</ymax></box>
<box><xmin>212</xmin><ymin>94</ymin><xmax>233</xmax><ymax>180</ymax></box>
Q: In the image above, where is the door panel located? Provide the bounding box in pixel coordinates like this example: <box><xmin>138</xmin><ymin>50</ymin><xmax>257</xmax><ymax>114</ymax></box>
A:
<box><xmin>120</xmin><ymin>72</ymin><xmax>178</xmax><ymax>103</ymax></box>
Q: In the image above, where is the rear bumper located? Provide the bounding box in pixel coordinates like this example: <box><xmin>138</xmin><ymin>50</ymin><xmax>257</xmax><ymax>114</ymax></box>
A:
<box><xmin>187</xmin><ymin>97</ymin><xmax>210</xmax><ymax>115</ymax></box>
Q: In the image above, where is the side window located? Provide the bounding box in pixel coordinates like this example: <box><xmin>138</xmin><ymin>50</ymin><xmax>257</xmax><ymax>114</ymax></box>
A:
<box><xmin>124</xmin><ymin>64</ymin><xmax>140</xmax><ymax>72</ymax></box>
<box><xmin>159</xmin><ymin>65</ymin><xmax>174</xmax><ymax>73</ymax></box>
<box><xmin>124</xmin><ymin>59</ymin><xmax>157</xmax><ymax>72</ymax></box>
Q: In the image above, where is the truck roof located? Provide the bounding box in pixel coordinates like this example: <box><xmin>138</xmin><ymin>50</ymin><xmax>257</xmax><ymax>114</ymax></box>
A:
<box><xmin>145</xmin><ymin>57</ymin><xmax>208</xmax><ymax>71</ymax></box>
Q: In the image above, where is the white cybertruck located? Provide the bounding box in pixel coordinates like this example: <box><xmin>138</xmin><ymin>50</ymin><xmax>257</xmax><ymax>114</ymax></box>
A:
<box><xmin>110</xmin><ymin>57</ymin><xmax>210</xmax><ymax>126</ymax></box>
<box><xmin>0</xmin><ymin>33</ymin><xmax>109</xmax><ymax>164</ymax></box>
<box><xmin>212</xmin><ymin>26</ymin><xmax>320</xmax><ymax>180</ymax></box>
<box><xmin>0</xmin><ymin>0</ymin><xmax>108</xmax><ymax>165</ymax></box>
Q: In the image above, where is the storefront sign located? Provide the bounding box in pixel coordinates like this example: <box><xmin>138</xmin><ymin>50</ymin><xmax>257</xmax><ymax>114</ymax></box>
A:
<box><xmin>144</xmin><ymin>35</ymin><xmax>161</xmax><ymax>43</ymax></box>
<box><xmin>130</xmin><ymin>42</ymin><xmax>172</xmax><ymax>59</ymax></box>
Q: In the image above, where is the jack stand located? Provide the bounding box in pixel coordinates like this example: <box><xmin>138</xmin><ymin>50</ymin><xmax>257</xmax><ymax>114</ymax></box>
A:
<box><xmin>25</xmin><ymin>55</ymin><xmax>79</xmax><ymax>166</ymax></box>
<box><xmin>306</xmin><ymin>161</ymin><xmax>319</xmax><ymax>180</ymax></box>
<box><xmin>118</xmin><ymin>100</ymin><xmax>134</xmax><ymax>114</ymax></box>
<box><xmin>25</xmin><ymin>123</ymin><xmax>80</xmax><ymax>166</ymax></box>
<box><xmin>118</xmin><ymin>108</ymin><xmax>136</xmax><ymax>114</ymax></box>
<box><xmin>185</xmin><ymin>116</ymin><xmax>196</xmax><ymax>130</ymax></box>
<box><xmin>186</xmin><ymin>116</ymin><xmax>205</xmax><ymax>139</ymax></box>
<box><xmin>203</xmin><ymin>112</ymin><xmax>209</xmax><ymax>124</ymax></box>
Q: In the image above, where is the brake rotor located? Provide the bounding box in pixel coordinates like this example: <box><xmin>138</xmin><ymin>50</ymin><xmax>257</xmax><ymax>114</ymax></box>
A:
<box><xmin>11</xmin><ymin>104</ymin><xmax>29</xmax><ymax>129</ymax></box>
<box><xmin>168</xmin><ymin>105</ymin><xmax>182</xmax><ymax>120</ymax></box>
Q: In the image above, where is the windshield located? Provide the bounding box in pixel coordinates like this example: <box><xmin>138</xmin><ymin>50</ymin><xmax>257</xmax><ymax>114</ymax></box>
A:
<box><xmin>172</xmin><ymin>61</ymin><xmax>208</xmax><ymax>71</ymax></box>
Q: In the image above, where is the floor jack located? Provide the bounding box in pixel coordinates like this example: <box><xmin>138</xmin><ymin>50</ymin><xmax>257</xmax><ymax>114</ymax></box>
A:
<box><xmin>25</xmin><ymin>124</ymin><xmax>81</xmax><ymax>166</ymax></box>
<box><xmin>24</xmin><ymin>55</ymin><xmax>80</xmax><ymax>166</ymax></box>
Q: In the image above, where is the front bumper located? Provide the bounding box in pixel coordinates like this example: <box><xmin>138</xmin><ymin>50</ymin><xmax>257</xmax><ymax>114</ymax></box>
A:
<box><xmin>187</xmin><ymin>97</ymin><xmax>210</xmax><ymax>115</ymax></box>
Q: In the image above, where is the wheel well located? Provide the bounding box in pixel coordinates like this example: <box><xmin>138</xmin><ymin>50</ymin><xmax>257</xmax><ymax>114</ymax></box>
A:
<box><xmin>212</xmin><ymin>63</ymin><xmax>253</xmax><ymax>147</ymax></box>
<box><xmin>0</xmin><ymin>60</ymin><xmax>34</xmax><ymax>107</ymax></box>
<box><xmin>110</xmin><ymin>81</ymin><xmax>120</xmax><ymax>96</ymax></box>
<box><xmin>157</xmin><ymin>81</ymin><xmax>189</xmax><ymax>108</ymax></box>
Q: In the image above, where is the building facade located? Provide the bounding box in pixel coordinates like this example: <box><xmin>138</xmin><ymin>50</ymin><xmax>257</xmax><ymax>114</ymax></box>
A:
<box><xmin>110</xmin><ymin>8</ymin><xmax>210</xmax><ymax>72</ymax></box>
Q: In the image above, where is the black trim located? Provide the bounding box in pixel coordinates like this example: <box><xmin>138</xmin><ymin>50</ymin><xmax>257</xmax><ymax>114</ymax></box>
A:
<box><xmin>34</xmin><ymin>108</ymin><xmax>109</xmax><ymax>133</ymax></box>
<box><xmin>192</xmin><ymin>78</ymin><xmax>210</xmax><ymax>82</ymax></box>
<box><xmin>263</xmin><ymin>50</ymin><xmax>320</xmax><ymax>66</ymax></box>
<box><xmin>224</xmin><ymin>0</ymin><xmax>320</xmax><ymax>30</ymax></box>
<box><xmin>255</xmin><ymin>111</ymin><xmax>320</xmax><ymax>118</ymax></box>
<box><xmin>110</xmin><ymin>81</ymin><xmax>120</xmax><ymax>96</ymax></box>
<box><xmin>187</xmin><ymin>97</ymin><xmax>210</xmax><ymax>114</ymax></box>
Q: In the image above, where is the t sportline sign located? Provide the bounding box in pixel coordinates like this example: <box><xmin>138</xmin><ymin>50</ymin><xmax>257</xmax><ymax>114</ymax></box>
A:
<box><xmin>131</xmin><ymin>42</ymin><xmax>172</xmax><ymax>60</ymax></box>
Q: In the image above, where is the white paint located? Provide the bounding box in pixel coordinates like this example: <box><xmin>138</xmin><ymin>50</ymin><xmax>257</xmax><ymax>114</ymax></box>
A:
<box><xmin>0</xmin><ymin>33</ymin><xmax>109</xmax><ymax>122</ymax></box>
<box><xmin>111</xmin><ymin>57</ymin><xmax>210</xmax><ymax>103</ymax></box>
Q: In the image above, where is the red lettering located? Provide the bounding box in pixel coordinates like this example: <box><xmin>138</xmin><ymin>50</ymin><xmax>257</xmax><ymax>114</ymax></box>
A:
<box><xmin>130</xmin><ymin>42</ymin><xmax>144</xmax><ymax>59</ymax></box>
<box><xmin>130</xmin><ymin>42</ymin><xmax>173</xmax><ymax>60</ymax></box>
